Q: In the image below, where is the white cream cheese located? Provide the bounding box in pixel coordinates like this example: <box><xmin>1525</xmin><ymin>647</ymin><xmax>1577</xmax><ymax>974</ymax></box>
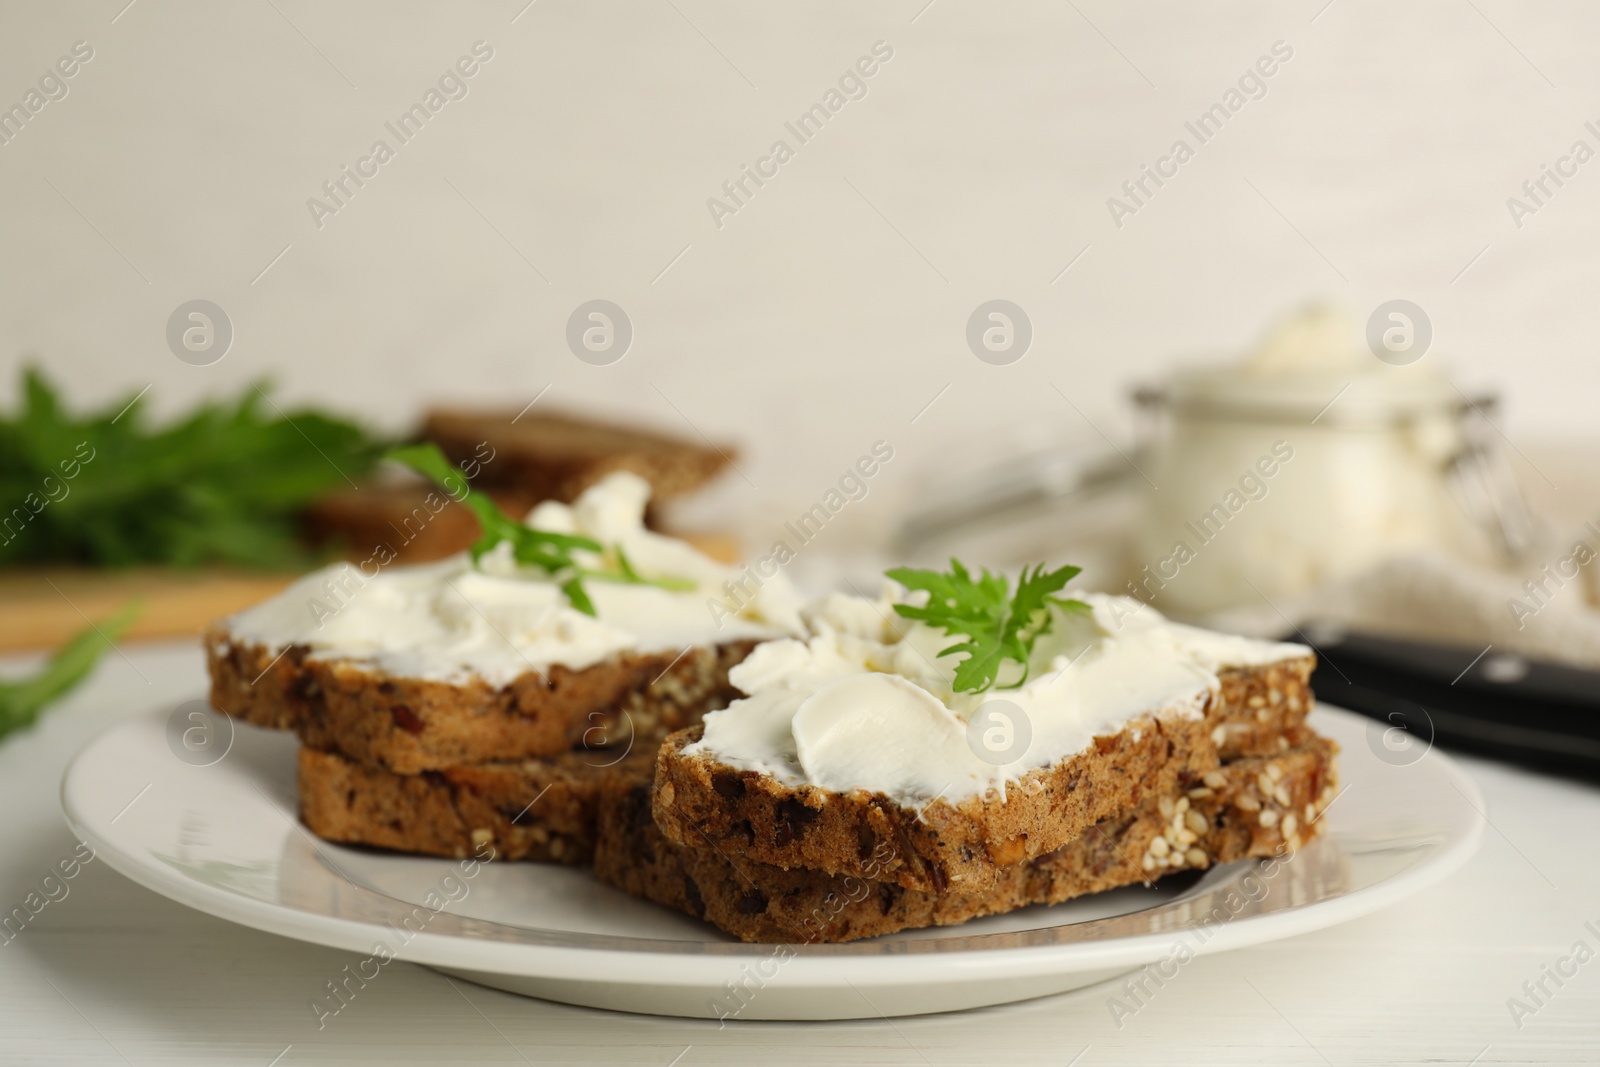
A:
<box><xmin>226</xmin><ymin>472</ymin><xmax>803</xmax><ymax>685</ymax></box>
<box><xmin>688</xmin><ymin>588</ymin><xmax>1306</xmax><ymax>804</ymax></box>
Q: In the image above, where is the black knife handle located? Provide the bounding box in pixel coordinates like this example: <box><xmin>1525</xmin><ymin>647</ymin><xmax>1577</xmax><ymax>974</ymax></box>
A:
<box><xmin>1300</xmin><ymin>627</ymin><xmax>1600</xmax><ymax>779</ymax></box>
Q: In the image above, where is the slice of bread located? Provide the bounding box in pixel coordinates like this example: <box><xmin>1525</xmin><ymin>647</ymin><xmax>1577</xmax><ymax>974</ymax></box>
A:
<box><xmin>651</xmin><ymin>656</ymin><xmax>1314</xmax><ymax>893</ymax></box>
<box><xmin>299</xmin><ymin>744</ymin><xmax>657</xmax><ymax>864</ymax></box>
<box><xmin>422</xmin><ymin>408</ymin><xmax>733</xmax><ymax>505</ymax></box>
<box><xmin>208</xmin><ymin>632</ymin><xmax>756</xmax><ymax>773</ymax></box>
<box><xmin>598</xmin><ymin>733</ymin><xmax>1338</xmax><ymax>943</ymax></box>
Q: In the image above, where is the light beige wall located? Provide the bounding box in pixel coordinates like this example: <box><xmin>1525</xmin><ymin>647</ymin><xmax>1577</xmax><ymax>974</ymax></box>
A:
<box><xmin>1</xmin><ymin>1</ymin><xmax>1594</xmax><ymax>532</ymax></box>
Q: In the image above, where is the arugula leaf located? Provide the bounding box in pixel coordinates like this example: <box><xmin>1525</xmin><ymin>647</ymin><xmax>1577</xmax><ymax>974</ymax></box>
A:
<box><xmin>385</xmin><ymin>444</ymin><xmax>696</xmax><ymax>614</ymax></box>
<box><xmin>383</xmin><ymin>443</ymin><xmax>600</xmax><ymax>560</ymax></box>
<box><xmin>385</xmin><ymin>443</ymin><xmax>601</xmax><ymax>611</ymax></box>
<box><xmin>0</xmin><ymin>601</ymin><xmax>140</xmax><ymax>741</ymax></box>
<box><xmin>0</xmin><ymin>367</ymin><xmax>383</xmax><ymax>568</ymax></box>
<box><xmin>886</xmin><ymin>559</ymin><xmax>1089</xmax><ymax>693</ymax></box>
<box><xmin>559</xmin><ymin>576</ymin><xmax>596</xmax><ymax>616</ymax></box>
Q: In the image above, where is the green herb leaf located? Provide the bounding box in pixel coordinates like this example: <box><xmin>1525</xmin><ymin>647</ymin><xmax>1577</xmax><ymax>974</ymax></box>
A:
<box><xmin>385</xmin><ymin>443</ymin><xmax>696</xmax><ymax>614</ymax></box>
<box><xmin>0</xmin><ymin>601</ymin><xmax>141</xmax><ymax>741</ymax></box>
<box><xmin>559</xmin><ymin>576</ymin><xmax>596</xmax><ymax>617</ymax></box>
<box><xmin>886</xmin><ymin>559</ymin><xmax>1089</xmax><ymax>693</ymax></box>
<box><xmin>0</xmin><ymin>367</ymin><xmax>383</xmax><ymax>569</ymax></box>
<box><xmin>385</xmin><ymin>443</ymin><xmax>603</xmax><ymax>612</ymax></box>
<box><xmin>383</xmin><ymin>442</ymin><xmax>596</xmax><ymax>560</ymax></box>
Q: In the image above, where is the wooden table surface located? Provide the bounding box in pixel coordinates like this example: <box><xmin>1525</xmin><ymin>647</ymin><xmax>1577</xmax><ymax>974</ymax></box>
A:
<box><xmin>1</xmin><ymin>639</ymin><xmax>1596</xmax><ymax>1066</ymax></box>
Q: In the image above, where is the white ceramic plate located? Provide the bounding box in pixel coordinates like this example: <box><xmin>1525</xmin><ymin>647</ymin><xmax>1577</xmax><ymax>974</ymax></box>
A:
<box><xmin>60</xmin><ymin>704</ymin><xmax>1482</xmax><ymax>1020</ymax></box>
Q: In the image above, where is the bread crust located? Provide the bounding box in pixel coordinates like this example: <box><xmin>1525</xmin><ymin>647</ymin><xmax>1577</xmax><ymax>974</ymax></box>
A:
<box><xmin>299</xmin><ymin>745</ymin><xmax>659</xmax><ymax>864</ymax></box>
<box><xmin>599</xmin><ymin>734</ymin><xmax>1338</xmax><ymax>943</ymax></box>
<box><xmin>207</xmin><ymin>628</ymin><xmax>756</xmax><ymax>773</ymax></box>
<box><xmin>651</xmin><ymin>656</ymin><xmax>1315</xmax><ymax>892</ymax></box>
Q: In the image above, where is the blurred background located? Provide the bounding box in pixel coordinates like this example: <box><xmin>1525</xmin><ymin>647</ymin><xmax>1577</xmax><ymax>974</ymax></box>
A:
<box><xmin>5</xmin><ymin>2</ymin><xmax>1596</xmax><ymax>484</ymax></box>
<box><xmin>5</xmin><ymin>0</ymin><xmax>1600</xmax><ymax>766</ymax></box>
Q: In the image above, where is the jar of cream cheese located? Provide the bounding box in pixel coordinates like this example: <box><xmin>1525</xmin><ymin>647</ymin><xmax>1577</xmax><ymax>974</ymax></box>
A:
<box><xmin>1130</xmin><ymin>306</ymin><xmax>1533</xmax><ymax>617</ymax></box>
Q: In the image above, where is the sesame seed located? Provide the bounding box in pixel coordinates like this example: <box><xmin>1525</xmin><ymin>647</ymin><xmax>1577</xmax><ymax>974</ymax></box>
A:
<box><xmin>1259</xmin><ymin>808</ymin><xmax>1279</xmax><ymax>828</ymax></box>
<box><xmin>1159</xmin><ymin>796</ymin><xmax>1175</xmax><ymax>819</ymax></box>
<box><xmin>1175</xmin><ymin>796</ymin><xmax>1191</xmax><ymax>814</ymax></box>
<box><xmin>1186</xmin><ymin>810</ymin><xmax>1209</xmax><ymax>835</ymax></box>
<box><xmin>1237</xmin><ymin>793</ymin><xmax>1261</xmax><ymax>811</ymax></box>
<box><xmin>1150</xmin><ymin>836</ymin><xmax>1170</xmax><ymax>857</ymax></box>
<box><xmin>1203</xmin><ymin>770</ymin><xmax>1228</xmax><ymax>789</ymax></box>
<box><xmin>1186</xmin><ymin>847</ymin><xmax>1207</xmax><ymax>866</ymax></box>
<box><xmin>1281</xmin><ymin>813</ymin><xmax>1298</xmax><ymax>836</ymax></box>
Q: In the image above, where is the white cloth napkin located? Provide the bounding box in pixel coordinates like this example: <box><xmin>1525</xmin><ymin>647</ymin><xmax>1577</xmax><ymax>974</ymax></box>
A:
<box><xmin>1209</xmin><ymin>544</ymin><xmax>1600</xmax><ymax>669</ymax></box>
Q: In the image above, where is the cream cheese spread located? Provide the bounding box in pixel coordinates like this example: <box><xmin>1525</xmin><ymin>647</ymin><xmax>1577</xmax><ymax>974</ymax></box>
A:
<box><xmin>687</xmin><ymin>587</ymin><xmax>1307</xmax><ymax>804</ymax></box>
<box><xmin>226</xmin><ymin>472</ymin><xmax>803</xmax><ymax>685</ymax></box>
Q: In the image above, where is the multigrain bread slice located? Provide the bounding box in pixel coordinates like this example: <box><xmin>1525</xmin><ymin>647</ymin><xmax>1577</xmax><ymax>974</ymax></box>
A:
<box><xmin>299</xmin><ymin>745</ymin><xmax>659</xmax><ymax>864</ymax></box>
<box><xmin>598</xmin><ymin>733</ymin><xmax>1338</xmax><ymax>943</ymax></box>
<box><xmin>423</xmin><ymin>408</ymin><xmax>733</xmax><ymax>506</ymax></box>
<box><xmin>208</xmin><ymin>633</ymin><xmax>757</xmax><ymax>774</ymax></box>
<box><xmin>652</xmin><ymin>656</ymin><xmax>1315</xmax><ymax>893</ymax></box>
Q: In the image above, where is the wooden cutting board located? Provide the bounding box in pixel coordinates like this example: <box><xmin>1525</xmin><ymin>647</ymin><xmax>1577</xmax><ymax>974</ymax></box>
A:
<box><xmin>0</xmin><ymin>532</ymin><xmax>740</xmax><ymax>654</ymax></box>
<box><xmin>0</xmin><ymin>567</ymin><xmax>297</xmax><ymax>653</ymax></box>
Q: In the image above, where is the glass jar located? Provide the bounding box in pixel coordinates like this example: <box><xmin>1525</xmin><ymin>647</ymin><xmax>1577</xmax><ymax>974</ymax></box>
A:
<box><xmin>1131</xmin><ymin>363</ymin><xmax>1533</xmax><ymax>617</ymax></box>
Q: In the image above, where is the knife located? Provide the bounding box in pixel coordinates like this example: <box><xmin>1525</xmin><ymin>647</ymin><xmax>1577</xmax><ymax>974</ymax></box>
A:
<box><xmin>1299</xmin><ymin>626</ymin><xmax>1600</xmax><ymax>778</ymax></box>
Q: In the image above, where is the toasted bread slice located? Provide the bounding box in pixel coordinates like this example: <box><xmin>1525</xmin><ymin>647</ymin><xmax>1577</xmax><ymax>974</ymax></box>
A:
<box><xmin>651</xmin><ymin>656</ymin><xmax>1315</xmax><ymax>893</ymax></box>
<box><xmin>423</xmin><ymin>408</ymin><xmax>733</xmax><ymax>504</ymax></box>
<box><xmin>599</xmin><ymin>733</ymin><xmax>1338</xmax><ymax>943</ymax></box>
<box><xmin>298</xmin><ymin>744</ymin><xmax>659</xmax><ymax>864</ymax></box>
<box><xmin>208</xmin><ymin>632</ymin><xmax>756</xmax><ymax>773</ymax></box>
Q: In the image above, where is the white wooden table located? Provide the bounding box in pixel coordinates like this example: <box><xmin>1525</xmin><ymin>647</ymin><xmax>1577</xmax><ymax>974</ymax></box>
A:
<box><xmin>1</xmin><ymin>639</ymin><xmax>1595</xmax><ymax>1066</ymax></box>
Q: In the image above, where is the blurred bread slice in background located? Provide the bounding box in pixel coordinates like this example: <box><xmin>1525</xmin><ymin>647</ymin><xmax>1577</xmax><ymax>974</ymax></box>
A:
<box><xmin>425</xmin><ymin>407</ymin><xmax>733</xmax><ymax>509</ymax></box>
<box><xmin>306</xmin><ymin>407</ymin><xmax>739</xmax><ymax>565</ymax></box>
